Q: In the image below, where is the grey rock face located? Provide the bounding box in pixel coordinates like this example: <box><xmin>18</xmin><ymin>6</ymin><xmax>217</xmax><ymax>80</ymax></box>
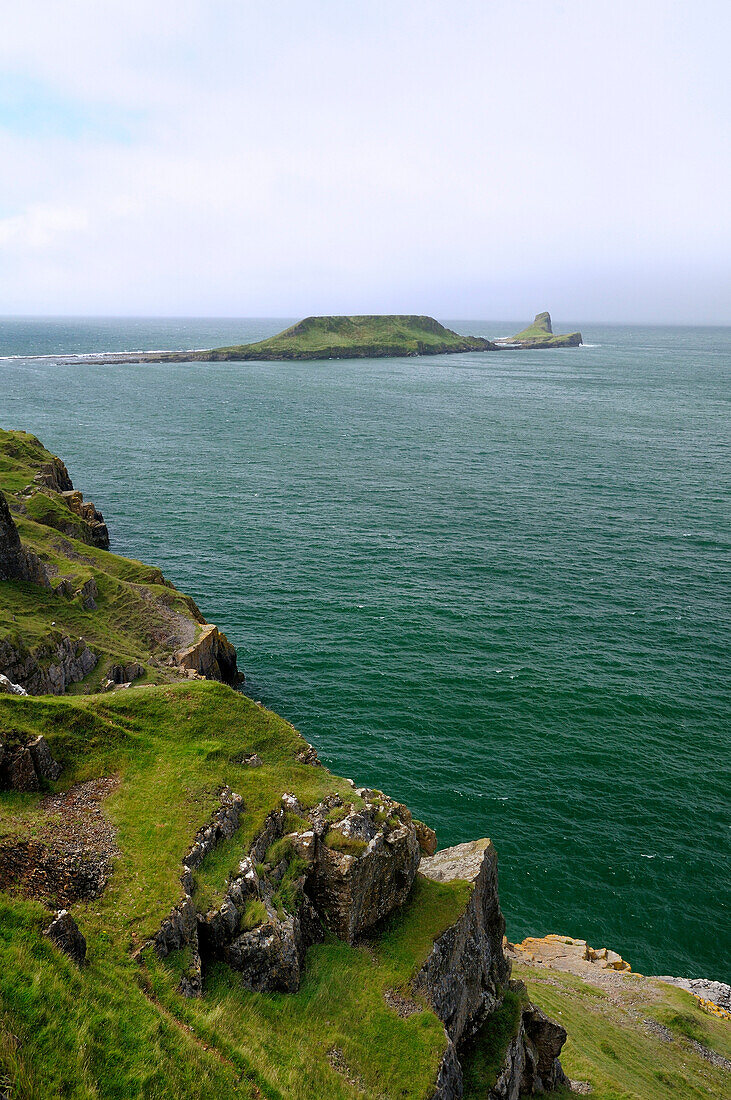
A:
<box><xmin>0</xmin><ymin>493</ymin><xmax>27</xmax><ymax>581</ymax></box>
<box><xmin>0</xmin><ymin>633</ymin><xmax>97</xmax><ymax>695</ymax></box>
<box><xmin>0</xmin><ymin>494</ymin><xmax>49</xmax><ymax>585</ymax></box>
<box><xmin>0</xmin><ymin>735</ymin><xmax>62</xmax><ymax>791</ymax></box>
<box><xmin>44</xmin><ymin>910</ymin><xmax>87</xmax><ymax>965</ymax></box>
<box><xmin>419</xmin><ymin>841</ymin><xmax>567</xmax><ymax>1100</ymax></box>
<box><xmin>27</xmin><ymin>735</ymin><xmax>63</xmax><ymax>781</ymax></box>
<box><xmin>653</xmin><ymin>976</ymin><xmax>731</xmax><ymax>1012</ymax></box>
<box><xmin>488</xmin><ymin>995</ymin><xmax>569</xmax><ymax>1099</ymax></box>
<box><xmin>418</xmin><ymin>840</ymin><xmax>510</xmax><ymax>1046</ymax></box>
<box><xmin>0</xmin><ymin>674</ymin><xmax>28</xmax><ymax>696</ymax></box>
<box><xmin>307</xmin><ymin>792</ymin><xmax>421</xmax><ymax>943</ymax></box>
<box><xmin>223</xmin><ymin>914</ymin><xmax>306</xmax><ymax>993</ymax></box>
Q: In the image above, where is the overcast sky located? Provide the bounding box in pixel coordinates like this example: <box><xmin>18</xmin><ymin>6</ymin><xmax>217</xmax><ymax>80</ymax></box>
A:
<box><xmin>1</xmin><ymin>1</ymin><xmax>729</xmax><ymax>322</ymax></box>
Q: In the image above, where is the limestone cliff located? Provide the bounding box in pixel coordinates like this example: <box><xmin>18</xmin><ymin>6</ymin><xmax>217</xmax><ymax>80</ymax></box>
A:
<box><xmin>419</xmin><ymin>841</ymin><xmax>567</xmax><ymax>1099</ymax></box>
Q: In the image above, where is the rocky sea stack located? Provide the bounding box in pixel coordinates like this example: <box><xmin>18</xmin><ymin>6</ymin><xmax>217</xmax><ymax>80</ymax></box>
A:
<box><xmin>495</xmin><ymin>312</ymin><xmax>583</xmax><ymax>348</ymax></box>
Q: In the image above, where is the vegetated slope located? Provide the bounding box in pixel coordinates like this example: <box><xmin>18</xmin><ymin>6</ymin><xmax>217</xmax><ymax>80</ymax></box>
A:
<box><xmin>76</xmin><ymin>315</ymin><xmax>497</xmax><ymax>363</ymax></box>
<box><xmin>496</xmin><ymin>312</ymin><xmax>582</xmax><ymax>348</ymax></box>
<box><xmin>0</xmin><ymin>429</ymin><xmax>238</xmax><ymax>694</ymax></box>
<box><xmin>0</xmin><ymin>683</ymin><xmax>469</xmax><ymax>1099</ymax></box>
<box><xmin>207</xmin><ymin>315</ymin><xmax>496</xmax><ymax>361</ymax></box>
<box><xmin>509</xmin><ymin>962</ymin><xmax>731</xmax><ymax>1100</ymax></box>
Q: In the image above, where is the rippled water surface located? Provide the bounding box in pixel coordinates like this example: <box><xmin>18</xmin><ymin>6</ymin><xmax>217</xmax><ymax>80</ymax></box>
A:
<box><xmin>2</xmin><ymin>317</ymin><xmax>729</xmax><ymax>981</ymax></box>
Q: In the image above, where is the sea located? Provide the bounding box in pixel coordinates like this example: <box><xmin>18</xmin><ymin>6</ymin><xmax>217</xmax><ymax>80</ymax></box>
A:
<box><xmin>1</xmin><ymin>317</ymin><xmax>729</xmax><ymax>982</ymax></box>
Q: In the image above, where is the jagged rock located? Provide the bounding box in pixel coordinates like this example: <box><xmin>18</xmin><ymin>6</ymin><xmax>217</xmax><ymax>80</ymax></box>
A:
<box><xmin>0</xmin><ymin>674</ymin><xmax>27</xmax><ymax>696</ymax></box>
<box><xmin>431</xmin><ymin>1036</ymin><xmax>462</xmax><ymax>1100</ymax></box>
<box><xmin>27</xmin><ymin>735</ymin><xmax>62</xmax><ymax>781</ymax></box>
<box><xmin>307</xmin><ymin>795</ymin><xmax>421</xmax><ymax>942</ymax></box>
<box><xmin>179</xmin><ymin>946</ymin><xmax>203</xmax><ymax>998</ymax></box>
<box><xmin>243</xmin><ymin>753</ymin><xmax>263</xmax><ymax>767</ymax></box>
<box><xmin>44</xmin><ymin>910</ymin><xmax>86</xmax><ymax>965</ymax></box>
<box><xmin>222</xmin><ymin>912</ymin><xmax>309</xmax><ymax>993</ymax></box>
<box><xmin>0</xmin><ymin>493</ymin><xmax>28</xmax><ymax>581</ymax></box>
<box><xmin>418</xmin><ymin>840</ymin><xmax>509</xmax><ymax>1046</ymax></box>
<box><xmin>59</xmin><ymin>491</ymin><xmax>110</xmax><ymax>549</ymax></box>
<box><xmin>29</xmin><ymin>458</ymin><xmax>109</xmax><ymax>549</ymax></box>
<box><xmin>520</xmin><ymin>1002</ymin><xmax>569</xmax><ymax>1092</ymax></box>
<box><xmin>34</xmin><ymin>458</ymin><xmax>73</xmax><ymax>494</ymax></box>
<box><xmin>420</xmin><ymin>841</ymin><xmax>567</xmax><ymax>1099</ymax></box>
<box><xmin>0</xmin><ymin>494</ymin><xmax>49</xmax><ymax>585</ymax></box>
<box><xmin>295</xmin><ymin>742</ymin><xmax>321</xmax><ymax>766</ymax></box>
<box><xmin>75</xmin><ymin>577</ymin><xmax>98</xmax><ymax>610</ymax></box>
<box><xmin>2</xmin><ymin>747</ymin><xmax>39</xmax><ymax>792</ymax></box>
<box><xmin>174</xmin><ymin>624</ymin><xmax>242</xmax><ymax>686</ymax></box>
<box><xmin>414</xmin><ymin>819</ymin><xmax>438</xmax><ymax>855</ymax></box>
<box><xmin>108</xmin><ymin>662</ymin><xmax>144</xmax><ymax>686</ymax></box>
<box><xmin>153</xmin><ymin>896</ymin><xmax>199</xmax><ymax>958</ymax></box>
<box><xmin>0</xmin><ymin>633</ymin><xmax>97</xmax><ymax>695</ymax></box>
<box><xmin>182</xmin><ymin>787</ymin><xmax>244</xmax><ymax>871</ymax></box>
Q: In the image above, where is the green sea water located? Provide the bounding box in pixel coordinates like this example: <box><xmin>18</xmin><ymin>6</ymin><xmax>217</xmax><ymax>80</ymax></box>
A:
<box><xmin>1</xmin><ymin>318</ymin><xmax>729</xmax><ymax>981</ymax></box>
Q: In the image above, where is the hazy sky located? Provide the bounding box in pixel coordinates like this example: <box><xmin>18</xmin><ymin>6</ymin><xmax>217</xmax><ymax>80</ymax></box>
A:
<box><xmin>1</xmin><ymin>1</ymin><xmax>729</xmax><ymax>322</ymax></box>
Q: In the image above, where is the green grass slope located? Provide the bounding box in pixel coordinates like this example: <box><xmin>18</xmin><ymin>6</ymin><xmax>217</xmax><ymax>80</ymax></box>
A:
<box><xmin>206</xmin><ymin>315</ymin><xmax>495</xmax><ymax>361</ymax></box>
<box><xmin>0</xmin><ymin>684</ymin><xmax>470</xmax><ymax>1099</ymax></box>
<box><xmin>78</xmin><ymin>316</ymin><xmax>496</xmax><ymax>363</ymax></box>
<box><xmin>511</xmin><ymin>962</ymin><xmax>730</xmax><ymax>1100</ymax></box>
<box><xmin>0</xmin><ymin>429</ymin><xmax>208</xmax><ymax>692</ymax></box>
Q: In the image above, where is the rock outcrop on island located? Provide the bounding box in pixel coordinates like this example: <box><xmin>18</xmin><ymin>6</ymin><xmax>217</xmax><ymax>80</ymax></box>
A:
<box><xmin>495</xmin><ymin>311</ymin><xmax>583</xmax><ymax>348</ymax></box>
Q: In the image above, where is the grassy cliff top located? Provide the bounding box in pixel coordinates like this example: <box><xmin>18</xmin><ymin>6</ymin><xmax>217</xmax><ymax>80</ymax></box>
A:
<box><xmin>0</xmin><ymin>428</ymin><xmax>475</xmax><ymax>1098</ymax></box>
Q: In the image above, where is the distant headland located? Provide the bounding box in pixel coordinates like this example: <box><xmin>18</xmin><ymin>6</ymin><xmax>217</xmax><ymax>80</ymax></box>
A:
<box><xmin>63</xmin><ymin>312</ymin><xmax>583</xmax><ymax>364</ymax></box>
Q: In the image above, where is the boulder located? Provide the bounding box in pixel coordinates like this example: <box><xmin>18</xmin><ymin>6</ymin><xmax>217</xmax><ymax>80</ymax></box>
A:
<box><xmin>222</xmin><ymin>913</ymin><xmax>306</xmax><ymax>994</ymax></box>
<box><xmin>27</xmin><ymin>735</ymin><xmax>62</xmax><ymax>781</ymax></box>
<box><xmin>174</xmin><ymin>624</ymin><xmax>242</xmax><ymax>686</ymax></box>
<box><xmin>414</xmin><ymin>819</ymin><xmax>438</xmax><ymax>855</ymax></box>
<box><xmin>44</xmin><ymin>910</ymin><xmax>86</xmax><ymax>965</ymax></box>
<box><xmin>0</xmin><ymin>674</ymin><xmax>28</xmax><ymax>696</ymax></box>
<box><xmin>307</xmin><ymin>796</ymin><xmax>421</xmax><ymax>942</ymax></box>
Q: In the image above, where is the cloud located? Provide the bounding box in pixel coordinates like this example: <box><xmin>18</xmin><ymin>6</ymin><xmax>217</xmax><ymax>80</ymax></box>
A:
<box><xmin>0</xmin><ymin>1</ymin><xmax>729</xmax><ymax>320</ymax></box>
<box><xmin>0</xmin><ymin>203</ymin><xmax>90</xmax><ymax>249</ymax></box>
